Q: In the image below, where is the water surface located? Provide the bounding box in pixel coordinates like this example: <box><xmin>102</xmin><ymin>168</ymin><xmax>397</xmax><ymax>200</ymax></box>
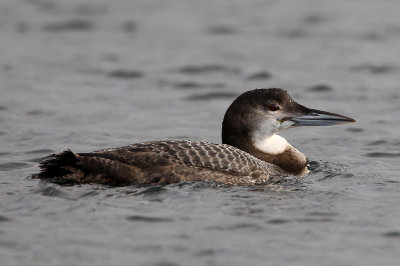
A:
<box><xmin>1</xmin><ymin>0</ymin><xmax>400</xmax><ymax>265</ymax></box>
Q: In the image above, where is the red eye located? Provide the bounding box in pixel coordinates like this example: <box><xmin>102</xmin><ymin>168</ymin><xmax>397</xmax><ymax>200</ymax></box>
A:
<box><xmin>269</xmin><ymin>103</ymin><xmax>280</xmax><ymax>111</ymax></box>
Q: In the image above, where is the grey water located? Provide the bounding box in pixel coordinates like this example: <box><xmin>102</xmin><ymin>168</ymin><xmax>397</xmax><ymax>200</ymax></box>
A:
<box><xmin>1</xmin><ymin>0</ymin><xmax>400</xmax><ymax>265</ymax></box>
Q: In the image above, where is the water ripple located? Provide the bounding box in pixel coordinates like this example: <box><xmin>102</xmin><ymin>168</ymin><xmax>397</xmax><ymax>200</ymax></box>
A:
<box><xmin>126</xmin><ymin>215</ymin><xmax>174</xmax><ymax>223</ymax></box>
<box><xmin>185</xmin><ymin>92</ymin><xmax>238</xmax><ymax>101</ymax></box>
<box><xmin>308</xmin><ymin>160</ymin><xmax>348</xmax><ymax>180</ymax></box>
<box><xmin>0</xmin><ymin>162</ymin><xmax>30</xmax><ymax>171</ymax></box>
<box><xmin>176</xmin><ymin>64</ymin><xmax>241</xmax><ymax>75</ymax></box>
<box><xmin>364</xmin><ymin>152</ymin><xmax>400</xmax><ymax>158</ymax></box>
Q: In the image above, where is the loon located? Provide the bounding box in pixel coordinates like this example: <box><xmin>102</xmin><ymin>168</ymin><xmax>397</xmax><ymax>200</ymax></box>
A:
<box><xmin>33</xmin><ymin>88</ymin><xmax>355</xmax><ymax>186</ymax></box>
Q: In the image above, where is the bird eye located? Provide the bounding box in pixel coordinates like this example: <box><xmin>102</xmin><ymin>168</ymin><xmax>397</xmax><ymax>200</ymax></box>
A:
<box><xmin>269</xmin><ymin>103</ymin><xmax>280</xmax><ymax>111</ymax></box>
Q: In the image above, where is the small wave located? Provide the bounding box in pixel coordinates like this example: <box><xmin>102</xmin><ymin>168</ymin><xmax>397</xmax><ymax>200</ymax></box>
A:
<box><xmin>42</xmin><ymin>20</ymin><xmax>93</xmax><ymax>32</ymax></box>
<box><xmin>307</xmin><ymin>84</ymin><xmax>333</xmax><ymax>92</ymax></box>
<box><xmin>176</xmin><ymin>64</ymin><xmax>241</xmax><ymax>75</ymax></box>
<box><xmin>367</xmin><ymin>140</ymin><xmax>387</xmax><ymax>146</ymax></box>
<box><xmin>37</xmin><ymin>186</ymin><xmax>66</xmax><ymax>197</ymax></box>
<box><xmin>24</xmin><ymin>149</ymin><xmax>54</xmax><ymax>154</ymax></box>
<box><xmin>308</xmin><ymin>160</ymin><xmax>349</xmax><ymax>180</ymax></box>
<box><xmin>346</xmin><ymin>127</ymin><xmax>364</xmax><ymax>133</ymax></box>
<box><xmin>185</xmin><ymin>92</ymin><xmax>238</xmax><ymax>101</ymax></box>
<box><xmin>0</xmin><ymin>162</ymin><xmax>30</xmax><ymax>171</ymax></box>
<box><xmin>383</xmin><ymin>231</ymin><xmax>400</xmax><ymax>238</ymax></box>
<box><xmin>205</xmin><ymin>25</ymin><xmax>238</xmax><ymax>35</ymax></box>
<box><xmin>364</xmin><ymin>152</ymin><xmax>400</xmax><ymax>158</ymax></box>
<box><xmin>246</xmin><ymin>71</ymin><xmax>272</xmax><ymax>80</ymax></box>
<box><xmin>121</xmin><ymin>21</ymin><xmax>137</xmax><ymax>32</ymax></box>
<box><xmin>134</xmin><ymin>186</ymin><xmax>167</xmax><ymax>196</ymax></box>
<box><xmin>168</xmin><ymin>81</ymin><xmax>225</xmax><ymax>90</ymax></box>
<box><xmin>267</xmin><ymin>218</ymin><xmax>290</xmax><ymax>224</ymax></box>
<box><xmin>126</xmin><ymin>215</ymin><xmax>173</xmax><ymax>223</ymax></box>
<box><xmin>350</xmin><ymin>64</ymin><xmax>396</xmax><ymax>74</ymax></box>
<box><xmin>0</xmin><ymin>215</ymin><xmax>11</xmax><ymax>222</ymax></box>
<box><xmin>108</xmin><ymin>70</ymin><xmax>144</xmax><ymax>79</ymax></box>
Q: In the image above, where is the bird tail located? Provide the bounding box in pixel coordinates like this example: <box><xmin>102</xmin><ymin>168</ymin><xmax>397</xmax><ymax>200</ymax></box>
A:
<box><xmin>32</xmin><ymin>149</ymin><xmax>84</xmax><ymax>184</ymax></box>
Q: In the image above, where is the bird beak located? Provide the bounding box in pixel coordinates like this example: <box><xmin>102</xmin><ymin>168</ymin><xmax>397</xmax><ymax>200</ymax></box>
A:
<box><xmin>290</xmin><ymin>109</ymin><xmax>355</xmax><ymax>126</ymax></box>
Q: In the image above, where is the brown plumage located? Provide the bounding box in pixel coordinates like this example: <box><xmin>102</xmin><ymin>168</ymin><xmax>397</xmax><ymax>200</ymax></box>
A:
<box><xmin>34</xmin><ymin>140</ymin><xmax>287</xmax><ymax>186</ymax></box>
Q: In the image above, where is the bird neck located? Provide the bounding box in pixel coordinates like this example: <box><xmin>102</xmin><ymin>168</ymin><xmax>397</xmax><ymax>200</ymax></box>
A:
<box><xmin>222</xmin><ymin>127</ymin><xmax>307</xmax><ymax>175</ymax></box>
<box><xmin>251</xmin><ymin>134</ymin><xmax>308</xmax><ymax>175</ymax></box>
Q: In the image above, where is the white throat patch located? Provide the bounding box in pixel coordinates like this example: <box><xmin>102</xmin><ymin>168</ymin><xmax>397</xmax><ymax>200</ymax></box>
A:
<box><xmin>253</xmin><ymin>134</ymin><xmax>289</xmax><ymax>155</ymax></box>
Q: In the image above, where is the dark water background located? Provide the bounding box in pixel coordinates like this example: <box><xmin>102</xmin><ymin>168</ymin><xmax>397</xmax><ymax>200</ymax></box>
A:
<box><xmin>1</xmin><ymin>0</ymin><xmax>400</xmax><ymax>265</ymax></box>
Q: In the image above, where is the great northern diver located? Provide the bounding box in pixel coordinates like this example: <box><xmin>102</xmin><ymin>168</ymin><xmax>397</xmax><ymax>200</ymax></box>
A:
<box><xmin>33</xmin><ymin>88</ymin><xmax>355</xmax><ymax>186</ymax></box>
